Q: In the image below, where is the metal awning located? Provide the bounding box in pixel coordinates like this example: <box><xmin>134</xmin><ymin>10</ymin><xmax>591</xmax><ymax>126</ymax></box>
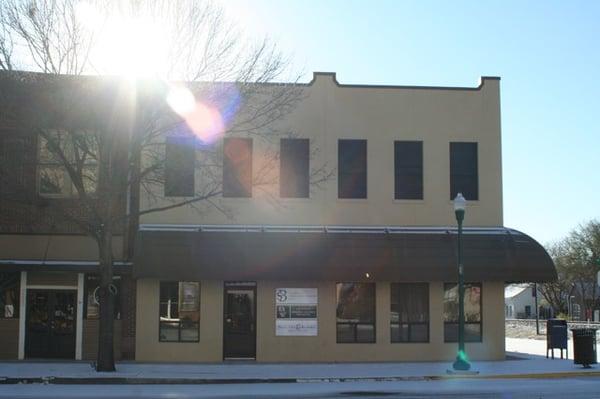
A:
<box><xmin>132</xmin><ymin>225</ymin><xmax>557</xmax><ymax>282</ymax></box>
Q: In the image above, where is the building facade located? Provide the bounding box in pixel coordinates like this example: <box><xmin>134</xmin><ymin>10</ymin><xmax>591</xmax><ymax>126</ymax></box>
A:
<box><xmin>0</xmin><ymin>73</ymin><xmax>135</xmax><ymax>360</ymax></box>
<box><xmin>132</xmin><ymin>73</ymin><xmax>556</xmax><ymax>362</ymax></box>
<box><xmin>0</xmin><ymin>72</ymin><xmax>556</xmax><ymax>362</ymax></box>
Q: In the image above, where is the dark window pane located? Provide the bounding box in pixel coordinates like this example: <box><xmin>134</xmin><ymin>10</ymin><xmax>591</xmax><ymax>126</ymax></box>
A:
<box><xmin>336</xmin><ymin>283</ymin><xmax>375</xmax><ymax>343</ymax></box>
<box><xmin>464</xmin><ymin>323</ymin><xmax>481</xmax><ymax>342</ymax></box>
<box><xmin>450</xmin><ymin>142</ymin><xmax>478</xmax><ymax>200</ymax></box>
<box><xmin>159</xmin><ymin>281</ymin><xmax>200</xmax><ymax>342</ymax></box>
<box><xmin>280</xmin><ymin>138</ymin><xmax>310</xmax><ymax>198</ymax></box>
<box><xmin>336</xmin><ymin>283</ymin><xmax>375</xmax><ymax>323</ymax></box>
<box><xmin>444</xmin><ymin>323</ymin><xmax>481</xmax><ymax>342</ymax></box>
<box><xmin>180</xmin><ymin>321</ymin><xmax>200</xmax><ymax>342</ymax></box>
<box><xmin>336</xmin><ymin>323</ymin><xmax>355</xmax><ymax>343</ymax></box>
<box><xmin>338</xmin><ymin>140</ymin><xmax>367</xmax><ymax>199</ymax></box>
<box><xmin>159</xmin><ymin>322</ymin><xmax>180</xmax><ymax>342</ymax></box>
<box><xmin>223</xmin><ymin>138</ymin><xmax>252</xmax><ymax>197</ymax></box>
<box><xmin>0</xmin><ymin>272</ymin><xmax>20</xmax><ymax>318</ymax></box>
<box><xmin>356</xmin><ymin>324</ymin><xmax>375</xmax><ymax>343</ymax></box>
<box><xmin>411</xmin><ymin>324</ymin><xmax>429</xmax><ymax>342</ymax></box>
<box><xmin>394</xmin><ymin>141</ymin><xmax>423</xmax><ymax>199</ymax></box>
<box><xmin>165</xmin><ymin>136</ymin><xmax>195</xmax><ymax>197</ymax></box>
<box><xmin>443</xmin><ymin>283</ymin><xmax>482</xmax><ymax>342</ymax></box>
<box><xmin>390</xmin><ymin>283</ymin><xmax>429</xmax><ymax>342</ymax></box>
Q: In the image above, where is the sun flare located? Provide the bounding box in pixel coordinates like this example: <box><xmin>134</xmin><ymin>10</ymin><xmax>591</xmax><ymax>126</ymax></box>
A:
<box><xmin>76</xmin><ymin>2</ymin><xmax>169</xmax><ymax>78</ymax></box>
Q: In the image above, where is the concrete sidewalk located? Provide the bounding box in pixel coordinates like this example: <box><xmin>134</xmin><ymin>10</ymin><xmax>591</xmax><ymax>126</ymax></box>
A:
<box><xmin>0</xmin><ymin>347</ymin><xmax>598</xmax><ymax>384</ymax></box>
<box><xmin>1</xmin><ymin>338</ymin><xmax>596</xmax><ymax>384</ymax></box>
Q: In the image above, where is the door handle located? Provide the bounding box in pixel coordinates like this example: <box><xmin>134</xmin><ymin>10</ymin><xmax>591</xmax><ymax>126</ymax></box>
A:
<box><xmin>226</xmin><ymin>318</ymin><xmax>232</xmax><ymax>323</ymax></box>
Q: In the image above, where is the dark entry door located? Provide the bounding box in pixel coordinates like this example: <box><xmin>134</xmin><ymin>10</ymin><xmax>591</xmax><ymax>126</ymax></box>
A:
<box><xmin>26</xmin><ymin>290</ymin><xmax>76</xmax><ymax>359</ymax></box>
<box><xmin>223</xmin><ymin>283</ymin><xmax>256</xmax><ymax>359</ymax></box>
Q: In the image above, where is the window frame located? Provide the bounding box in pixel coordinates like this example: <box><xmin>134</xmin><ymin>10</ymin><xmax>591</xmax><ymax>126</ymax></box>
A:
<box><xmin>164</xmin><ymin>135</ymin><xmax>196</xmax><ymax>197</ymax></box>
<box><xmin>279</xmin><ymin>138</ymin><xmax>310</xmax><ymax>198</ymax></box>
<box><xmin>158</xmin><ymin>281</ymin><xmax>200</xmax><ymax>343</ymax></box>
<box><xmin>36</xmin><ymin>130</ymin><xmax>98</xmax><ymax>198</ymax></box>
<box><xmin>390</xmin><ymin>282</ymin><xmax>429</xmax><ymax>343</ymax></box>
<box><xmin>335</xmin><ymin>282</ymin><xmax>376</xmax><ymax>344</ymax></box>
<box><xmin>337</xmin><ymin>139</ymin><xmax>367</xmax><ymax>199</ymax></box>
<box><xmin>443</xmin><ymin>282</ymin><xmax>483</xmax><ymax>343</ymax></box>
<box><xmin>394</xmin><ymin>140</ymin><xmax>423</xmax><ymax>200</ymax></box>
<box><xmin>449</xmin><ymin>142</ymin><xmax>478</xmax><ymax>201</ymax></box>
<box><xmin>223</xmin><ymin>137</ymin><xmax>253</xmax><ymax>198</ymax></box>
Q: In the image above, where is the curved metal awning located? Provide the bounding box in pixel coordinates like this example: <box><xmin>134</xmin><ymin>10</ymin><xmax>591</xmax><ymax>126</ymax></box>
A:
<box><xmin>132</xmin><ymin>225</ymin><xmax>557</xmax><ymax>283</ymax></box>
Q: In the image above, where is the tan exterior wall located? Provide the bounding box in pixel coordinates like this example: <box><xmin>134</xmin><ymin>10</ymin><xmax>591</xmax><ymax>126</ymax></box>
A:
<box><xmin>135</xmin><ymin>279</ymin><xmax>223</xmax><ymax>362</ymax></box>
<box><xmin>27</xmin><ymin>271</ymin><xmax>78</xmax><ymax>286</ymax></box>
<box><xmin>0</xmin><ymin>319</ymin><xmax>19</xmax><ymax>359</ymax></box>
<box><xmin>135</xmin><ymin>279</ymin><xmax>504</xmax><ymax>362</ymax></box>
<box><xmin>140</xmin><ymin>75</ymin><xmax>502</xmax><ymax>228</ymax></box>
<box><xmin>0</xmin><ymin>235</ymin><xmax>124</xmax><ymax>260</ymax></box>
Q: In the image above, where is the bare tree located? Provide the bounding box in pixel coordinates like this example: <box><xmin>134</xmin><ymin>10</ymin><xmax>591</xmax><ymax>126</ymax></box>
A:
<box><xmin>539</xmin><ymin>220</ymin><xmax>600</xmax><ymax>319</ymax></box>
<box><xmin>0</xmin><ymin>0</ymin><xmax>329</xmax><ymax>371</ymax></box>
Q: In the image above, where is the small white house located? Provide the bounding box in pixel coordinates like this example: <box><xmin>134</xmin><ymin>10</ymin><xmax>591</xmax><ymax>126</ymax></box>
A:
<box><xmin>505</xmin><ymin>284</ymin><xmax>536</xmax><ymax>319</ymax></box>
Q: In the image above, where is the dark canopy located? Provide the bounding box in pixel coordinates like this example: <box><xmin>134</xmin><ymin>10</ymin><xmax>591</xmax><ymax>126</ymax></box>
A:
<box><xmin>132</xmin><ymin>226</ymin><xmax>556</xmax><ymax>283</ymax></box>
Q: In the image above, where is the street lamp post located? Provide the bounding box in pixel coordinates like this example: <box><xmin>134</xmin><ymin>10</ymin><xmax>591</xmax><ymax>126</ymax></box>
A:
<box><xmin>452</xmin><ymin>193</ymin><xmax>471</xmax><ymax>371</ymax></box>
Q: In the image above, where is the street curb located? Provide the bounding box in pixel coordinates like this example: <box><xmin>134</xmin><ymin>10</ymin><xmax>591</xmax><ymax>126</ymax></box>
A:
<box><xmin>1</xmin><ymin>371</ymin><xmax>600</xmax><ymax>385</ymax></box>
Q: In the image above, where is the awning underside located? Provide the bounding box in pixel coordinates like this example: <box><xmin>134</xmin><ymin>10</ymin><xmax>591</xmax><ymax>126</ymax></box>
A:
<box><xmin>132</xmin><ymin>227</ymin><xmax>557</xmax><ymax>283</ymax></box>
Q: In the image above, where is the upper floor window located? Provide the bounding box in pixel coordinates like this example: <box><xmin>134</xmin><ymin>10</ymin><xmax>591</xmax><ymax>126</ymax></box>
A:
<box><xmin>159</xmin><ymin>281</ymin><xmax>200</xmax><ymax>342</ymax></box>
<box><xmin>450</xmin><ymin>142</ymin><xmax>478</xmax><ymax>200</ymax></box>
<box><xmin>280</xmin><ymin>138</ymin><xmax>309</xmax><ymax>198</ymax></box>
<box><xmin>336</xmin><ymin>282</ymin><xmax>375</xmax><ymax>343</ymax></box>
<box><xmin>223</xmin><ymin>137</ymin><xmax>252</xmax><ymax>198</ymax></box>
<box><xmin>37</xmin><ymin>130</ymin><xmax>98</xmax><ymax>197</ymax></box>
<box><xmin>394</xmin><ymin>141</ymin><xmax>423</xmax><ymax>200</ymax></box>
<box><xmin>338</xmin><ymin>139</ymin><xmax>367</xmax><ymax>199</ymax></box>
<box><xmin>390</xmin><ymin>283</ymin><xmax>429</xmax><ymax>343</ymax></box>
<box><xmin>164</xmin><ymin>136</ymin><xmax>195</xmax><ymax>197</ymax></box>
<box><xmin>443</xmin><ymin>282</ymin><xmax>482</xmax><ymax>342</ymax></box>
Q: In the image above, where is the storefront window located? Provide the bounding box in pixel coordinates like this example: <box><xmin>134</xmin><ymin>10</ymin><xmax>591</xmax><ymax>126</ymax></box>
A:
<box><xmin>0</xmin><ymin>272</ymin><xmax>20</xmax><ymax>318</ymax></box>
<box><xmin>336</xmin><ymin>283</ymin><xmax>375</xmax><ymax>343</ymax></box>
<box><xmin>159</xmin><ymin>281</ymin><xmax>200</xmax><ymax>342</ymax></box>
<box><xmin>84</xmin><ymin>275</ymin><xmax>121</xmax><ymax>319</ymax></box>
<box><xmin>390</xmin><ymin>283</ymin><xmax>429</xmax><ymax>343</ymax></box>
<box><xmin>443</xmin><ymin>282</ymin><xmax>482</xmax><ymax>342</ymax></box>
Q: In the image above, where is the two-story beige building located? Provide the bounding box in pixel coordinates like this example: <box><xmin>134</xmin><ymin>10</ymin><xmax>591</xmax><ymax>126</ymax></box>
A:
<box><xmin>132</xmin><ymin>73</ymin><xmax>556</xmax><ymax>362</ymax></box>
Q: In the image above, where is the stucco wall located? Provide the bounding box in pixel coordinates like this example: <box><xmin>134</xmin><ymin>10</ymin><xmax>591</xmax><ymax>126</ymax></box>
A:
<box><xmin>0</xmin><ymin>235</ymin><xmax>124</xmax><ymax>260</ymax></box>
<box><xmin>0</xmin><ymin>319</ymin><xmax>19</xmax><ymax>359</ymax></box>
<box><xmin>135</xmin><ymin>279</ymin><xmax>505</xmax><ymax>362</ymax></box>
<box><xmin>139</xmin><ymin>74</ymin><xmax>503</xmax><ymax>228</ymax></box>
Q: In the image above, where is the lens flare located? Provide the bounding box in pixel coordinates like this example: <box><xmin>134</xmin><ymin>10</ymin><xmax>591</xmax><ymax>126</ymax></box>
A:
<box><xmin>167</xmin><ymin>84</ymin><xmax>241</xmax><ymax>144</ymax></box>
<box><xmin>167</xmin><ymin>86</ymin><xmax>196</xmax><ymax>115</ymax></box>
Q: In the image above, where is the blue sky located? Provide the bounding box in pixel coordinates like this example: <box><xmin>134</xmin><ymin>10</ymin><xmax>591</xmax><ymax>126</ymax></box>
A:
<box><xmin>221</xmin><ymin>0</ymin><xmax>600</xmax><ymax>244</ymax></box>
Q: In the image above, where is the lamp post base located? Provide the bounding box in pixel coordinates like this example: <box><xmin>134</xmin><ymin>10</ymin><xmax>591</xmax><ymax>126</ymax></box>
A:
<box><xmin>452</xmin><ymin>351</ymin><xmax>471</xmax><ymax>371</ymax></box>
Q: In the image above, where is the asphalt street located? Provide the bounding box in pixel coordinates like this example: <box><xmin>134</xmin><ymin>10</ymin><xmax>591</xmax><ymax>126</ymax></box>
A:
<box><xmin>1</xmin><ymin>377</ymin><xmax>600</xmax><ymax>399</ymax></box>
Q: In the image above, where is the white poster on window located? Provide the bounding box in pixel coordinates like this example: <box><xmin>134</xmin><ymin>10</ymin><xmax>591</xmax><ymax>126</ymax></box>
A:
<box><xmin>275</xmin><ymin>288</ymin><xmax>318</xmax><ymax>336</ymax></box>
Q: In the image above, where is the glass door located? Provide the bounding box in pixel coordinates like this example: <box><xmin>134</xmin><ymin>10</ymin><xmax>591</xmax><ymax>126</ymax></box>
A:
<box><xmin>25</xmin><ymin>290</ymin><xmax>76</xmax><ymax>359</ymax></box>
<box><xmin>223</xmin><ymin>283</ymin><xmax>256</xmax><ymax>359</ymax></box>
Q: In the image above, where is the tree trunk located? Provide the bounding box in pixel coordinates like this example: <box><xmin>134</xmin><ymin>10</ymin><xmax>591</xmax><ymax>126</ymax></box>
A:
<box><xmin>96</xmin><ymin>227</ymin><xmax>116</xmax><ymax>372</ymax></box>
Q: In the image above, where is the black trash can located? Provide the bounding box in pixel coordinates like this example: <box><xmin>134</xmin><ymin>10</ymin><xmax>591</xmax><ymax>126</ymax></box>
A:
<box><xmin>571</xmin><ymin>328</ymin><xmax>598</xmax><ymax>368</ymax></box>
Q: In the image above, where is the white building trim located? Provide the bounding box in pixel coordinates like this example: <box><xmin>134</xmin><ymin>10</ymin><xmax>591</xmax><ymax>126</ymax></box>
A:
<box><xmin>18</xmin><ymin>271</ymin><xmax>27</xmax><ymax>360</ymax></box>
<box><xmin>75</xmin><ymin>273</ymin><xmax>84</xmax><ymax>360</ymax></box>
